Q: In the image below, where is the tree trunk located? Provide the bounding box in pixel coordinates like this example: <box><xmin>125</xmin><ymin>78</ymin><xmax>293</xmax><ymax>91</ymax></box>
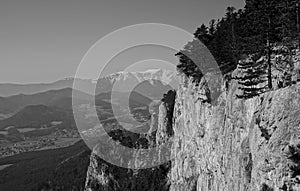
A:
<box><xmin>297</xmin><ymin>3</ymin><xmax>300</xmax><ymax>48</ymax></box>
<box><xmin>267</xmin><ymin>17</ymin><xmax>273</xmax><ymax>89</ymax></box>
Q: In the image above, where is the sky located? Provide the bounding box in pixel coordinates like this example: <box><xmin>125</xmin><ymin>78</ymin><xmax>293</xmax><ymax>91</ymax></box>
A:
<box><xmin>0</xmin><ymin>0</ymin><xmax>245</xmax><ymax>84</ymax></box>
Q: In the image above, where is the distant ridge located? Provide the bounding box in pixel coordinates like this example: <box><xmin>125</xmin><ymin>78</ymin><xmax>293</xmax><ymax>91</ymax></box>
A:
<box><xmin>0</xmin><ymin>69</ymin><xmax>177</xmax><ymax>97</ymax></box>
<box><xmin>0</xmin><ymin>105</ymin><xmax>71</xmax><ymax>130</ymax></box>
<box><xmin>0</xmin><ymin>78</ymin><xmax>95</xmax><ymax>97</ymax></box>
<box><xmin>0</xmin><ymin>88</ymin><xmax>92</xmax><ymax>114</ymax></box>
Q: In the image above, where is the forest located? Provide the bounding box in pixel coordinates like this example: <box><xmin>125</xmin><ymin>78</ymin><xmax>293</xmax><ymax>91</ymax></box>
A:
<box><xmin>177</xmin><ymin>0</ymin><xmax>300</xmax><ymax>98</ymax></box>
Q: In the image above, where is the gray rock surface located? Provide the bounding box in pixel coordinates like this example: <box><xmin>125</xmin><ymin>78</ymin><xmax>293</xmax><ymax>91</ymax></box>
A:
<box><xmin>84</xmin><ymin>71</ymin><xmax>300</xmax><ymax>191</ymax></box>
<box><xmin>170</xmin><ymin>75</ymin><xmax>300</xmax><ymax>191</ymax></box>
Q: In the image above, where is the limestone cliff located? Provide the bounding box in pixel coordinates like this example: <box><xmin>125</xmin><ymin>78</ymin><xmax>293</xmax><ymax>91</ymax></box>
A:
<box><xmin>84</xmin><ymin>93</ymin><xmax>174</xmax><ymax>191</ymax></box>
<box><xmin>169</xmin><ymin>75</ymin><xmax>300</xmax><ymax>191</ymax></box>
<box><xmin>84</xmin><ymin>152</ymin><xmax>170</xmax><ymax>191</ymax></box>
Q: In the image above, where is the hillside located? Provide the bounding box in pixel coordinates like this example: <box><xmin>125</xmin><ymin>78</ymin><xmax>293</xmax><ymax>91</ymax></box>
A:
<box><xmin>0</xmin><ymin>140</ymin><xmax>91</xmax><ymax>191</ymax></box>
<box><xmin>96</xmin><ymin>91</ymin><xmax>153</xmax><ymax>108</ymax></box>
<box><xmin>0</xmin><ymin>78</ymin><xmax>94</xmax><ymax>97</ymax></box>
<box><xmin>0</xmin><ymin>88</ymin><xmax>91</xmax><ymax>114</ymax></box>
<box><xmin>0</xmin><ymin>105</ymin><xmax>73</xmax><ymax>130</ymax></box>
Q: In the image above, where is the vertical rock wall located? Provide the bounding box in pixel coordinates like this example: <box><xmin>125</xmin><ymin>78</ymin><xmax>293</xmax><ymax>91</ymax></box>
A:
<box><xmin>85</xmin><ymin>153</ymin><xmax>170</xmax><ymax>191</ymax></box>
<box><xmin>169</xmin><ymin>75</ymin><xmax>300</xmax><ymax>191</ymax></box>
<box><xmin>84</xmin><ymin>95</ymin><xmax>174</xmax><ymax>191</ymax></box>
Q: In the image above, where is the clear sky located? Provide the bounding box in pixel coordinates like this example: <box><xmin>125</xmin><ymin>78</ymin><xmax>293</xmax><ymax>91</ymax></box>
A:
<box><xmin>0</xmin><ymin>0</ymin><xmax>245</xmax><ymax>84</ymax></box>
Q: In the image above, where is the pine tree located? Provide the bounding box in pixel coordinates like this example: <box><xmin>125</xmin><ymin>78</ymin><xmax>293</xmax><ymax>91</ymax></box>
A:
<box><xmin>176</xmin><ymin>51</ymin><xmax>202</xmax><ymax>83</ymax></box>
<box><xmin>194</xmin><ymin>24</ymin><xmax>211</xmax><ymax>45</ymax></box>
<box><xmin>209</xmin><ymin>19</ymin><xmax>216</xmax><ymax>35</ymax></box>
<box><xmin>176</xmin><ymin>38</ymin><xmax>218</xmax><ymax>83</ymax></box>
<box><xmin>227</xmin><ymin>7</ymin><xmax>238</xmax><ymax>65</ymax></box>
<box><xmin>296</xmin><ymin>2</ymin><xmax>300</xmax><ymax>48</ymax></box>
<box><xmin>242</xmin><ymin>0</ymin><xmax>278</xmax><ymax>89</ymax></box>
<box><xmin>177</xmin><ymin>0</ymin><xmax>300</xmax><ymax>93</ymax></box>
<box><xmin>276</xmin><ymin>0</ymin><xmax>299</xmax><ymax>46</ymax></box>
<box><xmin>236</xmin><ymin>57</ymin><xmax>268</xmax><ymax>99</ymax></box>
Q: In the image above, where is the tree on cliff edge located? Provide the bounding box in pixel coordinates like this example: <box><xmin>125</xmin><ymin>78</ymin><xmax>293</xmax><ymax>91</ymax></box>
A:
<box><xmin>236</xmin><ymin>56</ymin><xmax>268</xmax><ymax>99</ymax></box>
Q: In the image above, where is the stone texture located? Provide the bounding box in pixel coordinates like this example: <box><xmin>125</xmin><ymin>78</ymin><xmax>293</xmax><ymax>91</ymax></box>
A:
<box><xmin>84</xmin><ymin>58</ymin><xmax>300</xmax><ymax>190</ymax></box>
<box><xmin>84</xmin><ymin>153</ymin><xmax>170</xmax><ymax>191</ymax></box>
<box><xmin>84</xmin><ymin>96</ymin><xmax>174</xmax><ymax>191</ymax></box>
<box><xmin>169</xmin><ymin>75</ymin><xmax>300</xmax><ymax>191</ymax></box>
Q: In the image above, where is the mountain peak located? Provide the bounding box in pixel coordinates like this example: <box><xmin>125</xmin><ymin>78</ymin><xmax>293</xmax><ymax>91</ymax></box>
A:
<box><xmin>96</xmin><ymin>69</ymin><xmax>178</xmax><ymax>94</ymax></box>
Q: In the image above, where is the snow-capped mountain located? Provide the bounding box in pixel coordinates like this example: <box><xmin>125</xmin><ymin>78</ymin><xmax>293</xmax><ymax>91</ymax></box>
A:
<box><xmin>0</xmin><ymin>69</ymin><xmax>178</xmax><ymax>97</ymax></box>
<box><xmin>95</xmin><ymin>69</ymin><xmax>178</xmax><ymax>95</ymax></box>
<box><xmin>105</xmin><ymin>69</ymin><xmax>176</xmax><ymax>84</ymax></box>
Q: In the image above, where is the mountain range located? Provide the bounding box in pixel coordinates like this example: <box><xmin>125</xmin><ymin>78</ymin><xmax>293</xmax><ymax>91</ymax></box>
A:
<box><xmin>0</xmin><ymin>69</ymin><xmax>176</xmax><ymax>132</ymax></box>
<box><xmin>0</xmin><ymin>105</ymin><xmax>71</xmax><ymax>130</ymax></box>
<box><xmin>0</xmin><ymin>69</ymin><xmax>177</xmax><ymax>97</ymax></box>
<box><xmin>0</xmin><ymin>88</ymin><xmax>91</xmax><ymax>114</ymax></box>
<box><xmin>0</xmin><ymin>78</ymin><xmax>94</xmax><ymax>97</ymax></box>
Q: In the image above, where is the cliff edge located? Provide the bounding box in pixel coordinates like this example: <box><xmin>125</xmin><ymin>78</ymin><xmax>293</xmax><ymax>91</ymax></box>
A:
<box><xmin>170</xmin><ymin>75</ymin><xmax>300</xmax><ymax>191</ymax></box>
<box><xmin>85</xmin><ymin>71</ymin><xmax>300</xmax><ymax>190</ymax></box>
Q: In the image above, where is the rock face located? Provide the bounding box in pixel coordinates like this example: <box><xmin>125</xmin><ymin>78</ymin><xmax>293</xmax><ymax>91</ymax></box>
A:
<box><xmin>84</xmin><ymin>70</ymin><xmax>300</xmax><ymax>191</ymax></box>
<box><xmin>169</xmin><ymin>75</ymin><xmax>300</xmax><ymax>191</ymax></box>
<box><xmin>84</xmin><ymin>91</ymin><xmax>174</xmax><ymax>191</ymax></box>
<box><xmin>84</xmin><ymin>153</ymin><xmax>170</xmax><ymax>191</ymax></box>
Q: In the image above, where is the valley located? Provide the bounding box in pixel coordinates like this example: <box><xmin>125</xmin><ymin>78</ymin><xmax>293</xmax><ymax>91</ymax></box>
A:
<box><xmin>0</xmin><ymin>69</ymin><xmax>174</xmax><ymax>190</ymax></box>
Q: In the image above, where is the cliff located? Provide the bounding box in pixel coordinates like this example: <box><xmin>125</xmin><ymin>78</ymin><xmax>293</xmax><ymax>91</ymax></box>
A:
<box><xmin>84</xmin><ymin>153</ymin><xmax>170</xmax><ymax>191</ymax></box>
<box><xmin>84</xmin><ymin>93</ymin><xmax>174</xmax><ymax>191</ymax></box>
<box><xmin>85</xmin><ymin>70</ymin><xmax>300</xmax><ymax>191</ymax></box>
<box><xmin>169</xmin><ymin>75</ymin><xmax>300</xmax><ymax>191</ymax></box>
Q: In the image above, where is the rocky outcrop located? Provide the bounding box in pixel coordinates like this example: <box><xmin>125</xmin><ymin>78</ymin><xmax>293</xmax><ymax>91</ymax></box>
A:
<box><xmin>169</xmin><ymin>75</ymin><xmax>300</xmax><ymax>191</ymax></box>
<box><xmin>84</xmin><ymin>73</ymin><xmax>300</xmax><ymax>190</ymax></box>
<box><xmin>270</xmin><ymin>46</ymin><xmax>300</xmax><ymax>89</ymax></box>
<box><xmin>84</xmin><ymin>153</ymin><xmax>170</xmax><ymax>191</ymax></box>
<box><xmin>84</xmin><ymin>51</ymin><xmax>300</xmax><ymax>190</ymax></box>
<box><xmin>84</xmin><ymin>92</ymin><xmax>175</xmax><ymax>191</ymax></box>
<box><xmin>84</xmin><ymin>74</ymin><xmax>300</xmax><ymax>190</ymax></box>
<box><xmin>156</xmin><ymin>90</ymin><xmax>176</xmax><ymax>145</ymax></box>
